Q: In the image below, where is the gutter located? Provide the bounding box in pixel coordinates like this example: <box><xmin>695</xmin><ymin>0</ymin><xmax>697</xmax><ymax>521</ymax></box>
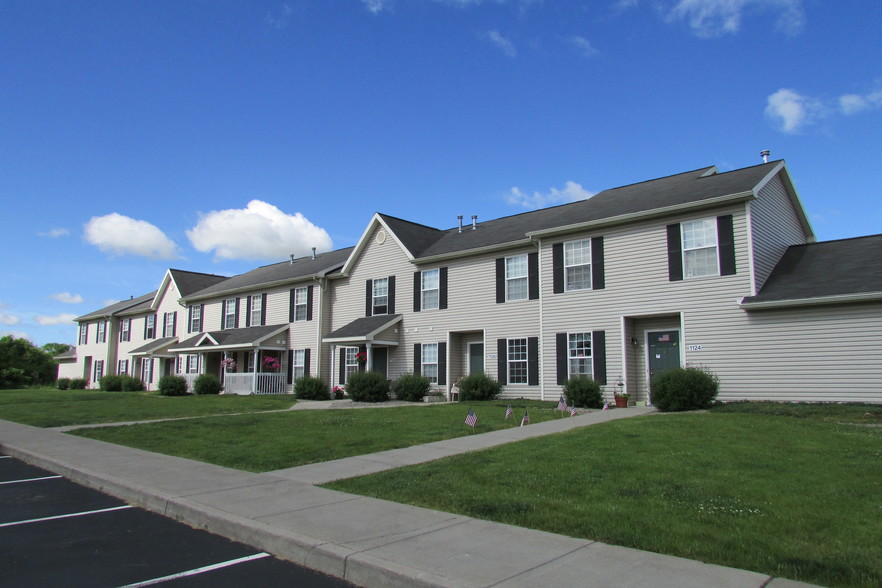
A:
<box><xmin>739</xmin><ymin>291</ymin><xmax>882</xmax><ymax>310</ymax></box>
<box><xmin>412</xmin><ymin>238</ymin><xmax>536</xmax><ymax>265</ymax></box>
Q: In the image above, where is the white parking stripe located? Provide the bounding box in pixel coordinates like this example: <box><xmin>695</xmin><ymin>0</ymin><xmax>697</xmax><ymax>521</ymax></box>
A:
<box><xmin>0</xmin><ymin>505</ymin><xmax>133</xmax><ymax>528</ymax></box>
<box><xmin>119</xmin><ymin>552</ymin><xmax>272</xmax><ymax>587</ymax></box>
<box><xmin>0</xmin><ymin>475</ymin><xmax>63</xmax><ymax>485</ymax></box>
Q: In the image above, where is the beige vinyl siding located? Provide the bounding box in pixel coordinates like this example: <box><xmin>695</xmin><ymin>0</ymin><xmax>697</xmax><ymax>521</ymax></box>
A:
<box><xmin>75</xmin><ymin>319</ymin><xmax>115</xmax><ymax>387</ymax></box>
<box><xmin>749</xmin><ymin>174</ymin><xmax>809</xmax><ymax>292</ymax></box>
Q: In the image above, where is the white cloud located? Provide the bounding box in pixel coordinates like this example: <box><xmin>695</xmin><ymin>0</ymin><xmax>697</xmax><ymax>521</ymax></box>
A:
<box><xmin>0</xmin><ymin>330</ymin><xmax>30</xmax><ymax>341</ymax></box>
<box><xmin>84</xmin><ymin>213</ymin><xmax>178</xmax><ymax>260</ymax></box>
<box><xmin>362</xmin><ymin>0</ymin><xmax>391</xmax><ymax>13</ymax></box>
<box><xmin>507</xmin><ymin>181</ymin><xmax>595</xmax><ymax>209</ymax></box>
<box><xmin>839</xmin><ymin>88</ymin><xmax>882</xmax><ymax>115</ymax></box>
<box><xmin>569</xmin><ymin>36</ymin><xmax>598</xmax><ymax>58</ymax></box>
<box><xmin>665</xmin><ymin>0</ymin><xmax>804</xmax><ymax>38</ymax></box>
<box><xmin>35</xmin><ymin>313</ymin><xmax>78</xmax><ymax>326</ymax></box>
<box><xmin>50</xmin><ymin>292</ymin><xmax>84</xmax><ymax>304</ymax></box>
<box><xmin>186</xmin><ymin>200</ymin><xmax>333</xmax><ymax>261</ymax></box>
<box><xmin>266</xmin><ymin>3</ymin><xmax>293</xmax><ymax>29</ymax></box>
<box><xmin>764</xmin><ymin>88</ymin><xmax>821</xmax><ymax>134</ymax></box>
<box><xmin>483</xmin><ymin>30</ymin><xmax>517</xmax><ymax>57</ymax></box>
<box><xmin>39</xmin><ymin>228</ymin><xmax>70</xmax><ymax>238</ymax></box>
<box><xmin>0</xmin><ymin>312</ymin><xmax>21</xmax><ymax>325</ymax></box>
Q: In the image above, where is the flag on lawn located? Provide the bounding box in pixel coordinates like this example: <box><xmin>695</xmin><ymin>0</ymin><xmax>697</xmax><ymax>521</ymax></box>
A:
<box><xmin>557</xmin><ymin>395</ymin><xmax>568</xmax><ymax>412</ymax></box>
<box><xmin>465</xmin><ymin>408</ymin><xmax>478</xmax><ymax>428</ymax></box>
<box><xmin>505</xmin><ymin>405</ymin><xmax>513</xmax><ymax>420</ymax></box>
<box><xmin>602</xmin><ymin>402</ymin><xmax>609</xmax><ymax>411</ymax></box>
<box><xmin>570</xmin><ymin>405</ymin><xmax>577</xmax><ymax>417</ymax></box>
<box><xmin>520</xmin><ymin>410</ymin><xmax>530</xmax><ymax>427</ymax></box>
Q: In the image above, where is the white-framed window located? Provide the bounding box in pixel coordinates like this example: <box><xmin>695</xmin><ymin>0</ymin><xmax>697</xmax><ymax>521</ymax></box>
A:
<box><xmin>141</xmin><ymin>358</ymin><xmax>153</xmax><ymax>384</ymax></box>
<box><xmin>421</xmin><ymin>342</ymin><xmax>439</xmax><ymax>384</ymax></box>
<box><xmin>93</xmin><ymin>359</ymin><xmax>104</xmax><ymax>384</ymax></box>
<box><xmin>118</xmin><ymin>359</ymin><xmax>129</xmax><ymax>375</ymax></box>
<box><xmin>682</xmin><ymin>218</ymin><xmax>719</xmax><ymax>278</ymax></box>
<box><xmin>245</xmin><ymin>352</ymin><xmax>254</xmax><ymax>373</ymax></box>
<box><xmin>564</xmin><ymin>239</ymin><xmax>592</xmax><ymax>291</ymax></box>
<box><xmin>344</xmin><ymin>347</ymin><xmax>360</xmax><ymax>380</ymax></box>
<box><xmin>250</xmin><ymin>295</ymin><xmax>262</xmax><ymax>326</ymax></box>
<box><xmin>145</xmin><ymin>315</ymin><xmax>155</xmax><ymax>339</ymax></box>
<box><xmin>120</xmin><ymin>318</ymin><xmax>131</xmax><ymax>342</ymax></box>
<box><xmin>224</xmin><ymin>299</ymin><xmax>236</xmax><ymax>329</ymax></box>
<box><xmin>372</xmin><ymin>278</ymin><xmax>389</xmax><ymax>315</ymax></box>
<box><xmin>164</xmin><ymin>313</ymin><xmax>175</xmax><ymax>337</ymax></box>
<box><xmin>186</xmin><ymin>354</ymin><xmax>200</xmax><ymax>374</ymax></box>
<box><xmin>421</xmin><ymin>269</ymin><xmax>440</xmax><ymax>311</ymax></box>
<box><xmin>292</xmin><ymin>349</ymin><xmax>306</xmax><ymax>380</ymax></box>
<box><xmin>190</xmin><ymin>306</ymin><xmax>202</xmax><ymax>332</ymax></box>
<box><xmin>507</xmin><ymin>338</ymin><xmax>528</xmax><ymax>384</ymax></box>
<box><xmin>567</xmin><ymin>332</ymin><xmax>593</xmax><ymax>377</ymax></box>
<box><xmin>293</xmin><ymin>287</ymin><xmax>308</xmax><ymax>321</ymax></box>
<box><xmin>505</xmin><ymin>255</ymin><xmax>528</xmax><ymax>301</ymax></box>
<box><xmin>96</xmin><ymin>321</ymin><xmax>107</xmax><ymax>343</ymax></box>
<box><xmin>78</xmin><ymin>324</ymin><xmax>88</xmax><ymax>345</ymax></box>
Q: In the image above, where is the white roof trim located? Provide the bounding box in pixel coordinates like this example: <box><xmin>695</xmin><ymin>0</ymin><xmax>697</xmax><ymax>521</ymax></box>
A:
<box><xmin>340</xmin><ymin>214</ymin><xmax>415</xmax><ymax>276</ymax></box>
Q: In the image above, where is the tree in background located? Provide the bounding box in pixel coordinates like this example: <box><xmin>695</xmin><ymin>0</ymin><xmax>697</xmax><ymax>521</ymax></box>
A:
<box><xmin>0</xmin><ymin>336</ymin><xmax>58</xmax><ymax>388</ymax></box>
<box><xmin>41</xmin><ymin>342</ymin><xmax>72</xmax><ymax>357</ymax></box>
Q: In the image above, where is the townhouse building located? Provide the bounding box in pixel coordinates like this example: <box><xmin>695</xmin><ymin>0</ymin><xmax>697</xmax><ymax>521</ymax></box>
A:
<box><xmin>60</xmin><ymin>160</ymin><xmax>882</xmax><ymax>404</ymax></box>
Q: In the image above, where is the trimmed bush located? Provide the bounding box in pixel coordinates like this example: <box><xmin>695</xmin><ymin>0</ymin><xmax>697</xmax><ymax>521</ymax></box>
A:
<box><xmin>158</xmin><ymin>375</ymin><xmax>189</xmax><ymax>397</ymax></box>
<box><xmin>193</xmin><ymin>373</ymin><xmax>222</xmax><ymax>395</ymax></box>
<box><xmin>57</xmin><ymin>378</ymin><xmax>71</xmax><ymax>390</ymax></box>
<box><xmin>393</xmin><ymin>373</ymin><xmax>431</xmax><ymax>402</ymax></box>
<box><xmin>346</xmin><ymin>371</ymin><xmax>390</xmax><ymax>403</ymax></box>
<box><xmin>120</xmin><ymin>375</ymin><xmax>144</xmax><ymax>392</ymax></box>
<box><xmin>651</xmin><ymin>366</ymin><xmax>719</xmax><ymax>412</ymax></box>
<box><xmin>457</xmin><ymin>373</ymin><xmax>502</xmax><ymax>402</ymax></box>
<box><xmin>563</xmin><ymin>375</ymin><xmax>603</xmax><ymax>408</ymax></box>
<box><xmin>100</xmin><ymin>374</ymin><xmax>123</xmax><ymax>392</ymax></box>
<box><xmin>69</xmin><ymin>378</ymin><xmax>88</xmax><ymax>390</ymax></box>
<box><xmin>295</xmin><ymin>376</ymin><xmax>330</xmax><ymax>400</ymax></box>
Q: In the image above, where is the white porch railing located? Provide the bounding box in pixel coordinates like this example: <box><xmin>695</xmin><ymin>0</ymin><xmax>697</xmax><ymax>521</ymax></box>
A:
<box><xmin>182</xmin><ymin>373</ymin><xmax>200</xmax><ymax>392</ymax></box>
<box><xmin>223</xmin><ymin>372</ymin><xmax>287</xmax><ymax>395</ymax></box>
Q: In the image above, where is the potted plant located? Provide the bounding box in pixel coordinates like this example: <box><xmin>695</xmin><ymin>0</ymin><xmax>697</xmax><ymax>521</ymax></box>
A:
<box><xmin>614</xmin><ymin>376</ymin><xmax>629</xmax><ymax>408</ymax></box>
<box><xmin>262</xmin><ymin>355</ymin><xmax>280</xmax><ymax>372</ymax></box>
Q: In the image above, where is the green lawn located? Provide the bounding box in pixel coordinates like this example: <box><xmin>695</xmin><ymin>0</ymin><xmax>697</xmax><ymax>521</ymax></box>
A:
<box><xmin>0</xmin><ymin>388</ymin><xmax>296</xmax><ymax>427</ymax></box>
<box><xmin>70</xmin><ymin>400</ymin><xmax>564</xmax><ymax>471</ymax></box>
<box><xmin>326</xmin><ymin>404</ymin><xmax>882</xmax><ymax>588</ymax></box>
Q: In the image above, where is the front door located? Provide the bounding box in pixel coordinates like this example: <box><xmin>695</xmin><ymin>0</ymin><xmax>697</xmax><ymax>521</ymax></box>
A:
<box><xmin>371</xmin><ymin>347</ymin><xmax>388</xmax><ymax>379</ymax></box>
<box><xmin>648</xmin><ymin>331</ymin><xmax>680</xmax><ymax>390</ymax></box>
<box><xmin>468</xmin><ymin>343</ymin><xmax>484</xmax><ymax>375</ymax></box>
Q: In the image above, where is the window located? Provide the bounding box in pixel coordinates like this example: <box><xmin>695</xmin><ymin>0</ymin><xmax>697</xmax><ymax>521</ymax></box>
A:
<box><xmin>78</xmin><ymin>324</ymin><xmax>88</xmax><ymax>345</ymax></box>
<box><xmin>507</xmin><ymin>338</ymin><xmax>528</xmax><ymax>384</ymax></box>
<box><xmin>224</xmin><ymin>299</ymin><xmax>237</xmax><ymax>329</ymax></box>
<box><xmin>344</xmin><ymin>347</ymin><xmax>360</xmax><ymax>380</ymax></box>
<box><xmin>373</xmin><ymin>278</ymin><xmax>389</xmax><ymax>315</ymax></box>
<box><xmin>293</xmin><ymin>287</ymin><xmax>308</xmax><ymax>321</ymax></box>
<box><xmin>96</xmin><ymin>321</ymin><xmax>107</xmax><ymax>343</ymax></box>
<box><xmin>120</xmin><ymin>318</ymin><xmax>131</xmax><ymax>342</ymax></box>
<box><xmin>564</xmin><ymin>240</ymin><xmax>592</xmax><ymax>291</ymax></box>
<box><xmin>292</xmin><ymin>349</ymin><xmax>306</xmax><ymax>380</ymax></box>
<box><xmin>421</xmin><ymin>270</ymin><xmax>439</xmax><ymax>311</ymax></box>
<box><xmin>249</xmin><ymin>295</ymin><xmax>262</xmax><ymax>326</ymax></box>
<box><xmin>682</xmin><ymin>218</ymin><xmax>718</xmax><ymax>278</ymax></box>
<box><xmin>93</xmin><ymin>360</ymin><xmax>104</xmax><ymax>384</ymax></box>
<box><xmin>190</xmin><ymin>306</ymin><xmax>202</xmax><ymax>333</ymax></box>
<box><xmin>118</xmin><ymin>359</ymin><xmax>129</xmax><ymax>375</ymax></box>
<box><xmin>567</xmin><ymin>333</ymin><xmax>593</xmax><ymax>377</ymax></box>
<box><xmin>145</xmin><ymin>315</ymin><xmax>155</xmax><ymax>339</ymax></box>
<box><xmin>505</xmin><ymin>255</ymin><xmax>528</xmax><ymax>301</ymax></box>
<box><xmin>141</xmin><ymin>358</ymin><xmax>153</xmax><ymax>384</ymax></box>
<box><xmin>421</xmin><ymin>343</ymin><xmax>439</xmax><ymax>384</ymax></box>
<box><xmin>186</xmin><ymin>355</ymin><xmax>200</xmax><ymax>374</ymax></box>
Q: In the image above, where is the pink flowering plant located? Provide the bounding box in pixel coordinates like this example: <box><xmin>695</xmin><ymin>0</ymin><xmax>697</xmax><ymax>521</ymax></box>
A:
<box><xmin>262</xmin><ymin>356</ymin><xmax>280</xmax><ymax>371</ymax></box>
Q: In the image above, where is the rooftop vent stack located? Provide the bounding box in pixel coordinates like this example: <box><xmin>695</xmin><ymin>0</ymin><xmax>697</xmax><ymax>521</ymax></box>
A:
<box><xmin>290</xmin><ymin>254</ymin><xmax>295</xmax><ymax>265</ymax></box>
<box><xmin>761</xmin><ymin>149</ymin><xmax>770</xmax><ymax>164</ymax></box>
<box><xmin>471</xmin><ymin>215</ymin><xmax>477</xmax><ymax>230</ymax></box>
<box><xmin>457</xmin><ymin>215</ymin><xmax>463</xmax><ymax>233</ymax></box>
<box><xmin>311</xmin><ymin>247</ymin><xmax>316</xmax><ymax>260</ymax></box>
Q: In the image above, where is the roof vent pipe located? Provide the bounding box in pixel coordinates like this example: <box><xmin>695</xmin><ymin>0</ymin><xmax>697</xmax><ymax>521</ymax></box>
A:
<box><xmin>290</xmin><ymin>254</ymin><xmax>295</xmax><ymax>265</ymax></box>
<box><xmin>457</xmin><ymin>215</ymin><xmax>463</xmax><ymax>233</ymax></box>
<box><xmin>761</xmin><ymin>149</ymin><xmax>770</xmax><ymax>164</ymax></box>
<box><xmin>311</xmin><ymin>247</ymin><xmax>316</xmax><ymax>260</ymax></box>
<box><xmin>471</xmin><ymin>215</ymin><xmax>477</xmax><ymax>230</ymax></box>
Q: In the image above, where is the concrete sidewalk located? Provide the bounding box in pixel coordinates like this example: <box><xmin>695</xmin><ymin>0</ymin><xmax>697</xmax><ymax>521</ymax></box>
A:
<box><xmin>1</xmin><ymin>407</ymin><xmax>817</xmax><ymax>588</ymax></box>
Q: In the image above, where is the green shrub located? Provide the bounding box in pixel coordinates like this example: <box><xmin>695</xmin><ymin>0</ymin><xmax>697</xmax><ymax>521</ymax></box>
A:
<box><xmin>295</xmin><ymin>376</ymin><xmax>330</xmax><ymax>400</ymax></box>
<box><xmin>158</xmin><ymin>375</ymin><xmax>189</xmax><ymax>396</ymax></box>
<box><xmin>57</xmin><ymin>378</ymin><xmax>71</xmax><ymax>390</ymax></box>
<box><xmin>193</xmin><ymin>373</ymin><xmax>222</xmax><ymax>395</ymax></box>
<box><xmin>393</xmin><ymin>373</ymin><xmax>431</xmax><ymax>402</ymax></box>
<box><xmin>100</xmin><ymin>374</ymin><xmax>123</xmax><ymax>392</ymax></box>
<box><xmin>457</xmin><ymin>373</ymin><xmax>502</xmax><ymax>402</ymax></box>
<box><xmin>563</xmin><ymin>375</ymin><xmax>603</xmax><ymax>408</ymax></box>
<box><xmin>120</xmin><ymin>375</ymin><xmax>144</xmax><ymax>392</ymax></box>
<box><xmin>69</xmin><ymin>377</ymin><xmax>88</xmax><ymax>390</ymax></box>
<box><xmin>651</xmin><ymin>366</ymin><xmax>719</xmax><ymax>412</ymax></box>
<box><xmin>346</xmin><ymin>371</ymin><xmax>390</xmax><ymax>403</ymax></box>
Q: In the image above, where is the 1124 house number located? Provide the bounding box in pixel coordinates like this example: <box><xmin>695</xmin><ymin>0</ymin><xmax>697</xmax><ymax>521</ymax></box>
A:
<box><xmin>686</xmin><ymin>345</ymin><xmax>703</xmax><ymax>352</ymax></box>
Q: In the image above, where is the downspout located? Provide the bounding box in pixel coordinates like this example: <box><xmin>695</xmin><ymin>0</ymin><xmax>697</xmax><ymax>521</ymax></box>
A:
<box><xmin>313</xmin><ymin>276</ymin><xmax>325</xmax><ymax>382</ymax></box>
<box><xmin>535</xmin><ymin>237</ymin><xmax>546</xmax><ymax>401</ymax></box>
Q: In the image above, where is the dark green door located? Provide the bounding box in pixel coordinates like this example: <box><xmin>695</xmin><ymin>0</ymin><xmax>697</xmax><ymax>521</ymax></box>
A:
<box><xmin>468</xmin><ymin>343</ymin><xmax>484</xmax><ymax>375</ymax></box>
<box><xmin>648</xmin><ymin>331</ymin><xmax>680</xmax><ymax>385</ymax></box>
<box><xmin>371</xmin><ymin>347</ymin><xmax>388</xmax><ymax>379</ymax></box>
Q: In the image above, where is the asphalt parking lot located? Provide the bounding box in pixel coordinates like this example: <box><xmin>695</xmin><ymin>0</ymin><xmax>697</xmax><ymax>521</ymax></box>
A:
<box><xmin>0</xmin><ymin>454</ymin><xmax>356</xmax><ymax>587</ymax></box>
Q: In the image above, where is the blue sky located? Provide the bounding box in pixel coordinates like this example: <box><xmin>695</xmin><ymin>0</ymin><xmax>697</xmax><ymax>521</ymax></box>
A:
<box><xmin>2</xmin><ymin>0</ymin><xmax>880</xmax><ymax>347</ymax></box>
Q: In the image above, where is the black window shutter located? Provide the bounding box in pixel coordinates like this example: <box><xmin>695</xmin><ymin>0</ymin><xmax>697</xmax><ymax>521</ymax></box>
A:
<box><xmin>592</xmin><ymin>330</ymin><xmax>607</xmax><ymax>385</ymax></box>
<box><xmin>497</xmin><ymin>339</ymin><xmax>507</xmax><ymax>384</ymax></box>
<box><xmin>528</xmin><ymin>252</ymin><xmax>539</xmax><ymax>300</ymax></box>
<box><xmin>304</xmin><ymin>348</ymin><xmax>311</xmax><ymax>376</ymax></box>
<box><xmin>556</xmin><ymin>333</ymin><xmax>568</xmax><ymax>385</ymax></box>
<box><xmin>260</xmin><ymin>293</ymin><xmax>267</xmax><ymax>325</ymax></box>
<box><xmin>552</xmin><ymin>243</ymin><xmax>564</xmax><ymax>294</ymax></box>
<box><xmin>592</xmin><ymin>236</ymin><xmax>605</xmax><ymax>290</ymax></box>
<box><xmin>306</xmin><ymin>286</ymin><xmax>314</xmax><ymax>321</ymax></box>
<box><xmin>288</xmin><ymin>289</ymin><xmax>296</xmax><ymax>323</ymax></box>
<box><xmin>221</xmin><ymin>300</ymin><xmax>226</xmax><ymax>330</ymax></box>
<box><xmin>413</xmin><ymin>343</ymin><xmax>421</xmax><ymax>375</ymax></box>
<box><xmin>717</xmin><ymin>215</ymin><xmax>736</xmax><ymax>276</ymax></box>
<box><xmin>438</xmin><ymin>342</ymin><xmax>447</xmax><ymax>385</ymax></box>
<box><xmin>339</xmin><ymin>348</ymin><xmax>346</xmax><ymax>384</ymax></box>
<box><xmin>245</xmin><ymin>295</ymin><xmax>252</xmax><ymax>327</ymax></box>
<box><xmin>495</xmin><ymin>258</ymin><xmax>505</xmax><ymax>303</ymax></box>
<box><xmin>199</xmin><ymin>304</ymin><xmax>204</xmax><ymax>331</ymax></box>
<box><xmin>439</xmin><ymin>267</ymin><xmax>448</xmax><ymax>310</ymax></box>
<box><xmin>413</xmin><ymin>271</ymin><xmax>421</xmax><ymax>312</ymax></box>
<box><xmin>287</xmin><ymin>350</ymin><xmax>294</xmax><ymax>385</ymax></box>
<box><xmin>527</xmin><ymin>337</ymin><xmax>539</xmax><ymax>385</ymax></box>
<box><xmin>365</xmin><ymin>280</ymin><xmax>373</xmax><ymax>316</ymax></box>
<box><xmin>143</xmin><ymin>316</ymin><xmax>148</xmax><ymax>339</ymax></box>
<box><xmin>234</xmin><ymin>298</ymin><xmax>240</xmax><ymax>328</ymax></box>
<box><xmin>187</xmin><ymin>307</ymin><xmax>193</xmax><ymax>334</ymax></box>
<box><xmin>162</xmin><ymin>313</ymin><xmax>167</xmax><ymax>338</ymax></box>
<box><xmin>172</xmin><ymin>312</ymin><xmax>177</xmax><ymax>337</ymax></box>
<box><xmin>387</xmin><ymin>276</ymin><xmax>396</xmax><ymax>314</ymax></box>
<box><xmin>667</xmin><ymin>224</ymin><xmax>684</xmax><ymax>282</ymax></box>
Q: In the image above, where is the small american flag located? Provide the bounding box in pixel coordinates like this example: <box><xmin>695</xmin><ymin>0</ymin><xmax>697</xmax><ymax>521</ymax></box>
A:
<box><xmin>505</xmin><ymin>405</ymin><xmax>513</xmax><ymax>420</ymax></box>
<box><xmin>520</xmin><ymin>410</ymin><xmax>530</xmax><ymax>427</ymax></box>
<box><xmin>557</xmin><ymin>395</ymin><xmax>568</xmax><ymax>412</ymax></box>
<box><xmin>465</xmin><ymin>408</ymin><xmax>477</xmax><ymax>428</ymax></box>
<box><xmin>602</xmin><ymin>402</ymin><xmax>609</xmax><ymax>411</ymax></box>
<box><xmin>570</xmin><ymin>405</ymin><xmax>577</xmax><ymax>417</ymax></box>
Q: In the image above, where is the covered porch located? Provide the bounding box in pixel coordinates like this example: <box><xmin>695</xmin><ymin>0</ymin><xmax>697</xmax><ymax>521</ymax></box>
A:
<box><xmin>129</xmin><ymin>336</ymin><xmax>178</xmax><ymax>391</ymax></box>
<box><xmin>324</xmin><ymin>315</ymin><xmax>402</xmax><ymax>391</ymax></box>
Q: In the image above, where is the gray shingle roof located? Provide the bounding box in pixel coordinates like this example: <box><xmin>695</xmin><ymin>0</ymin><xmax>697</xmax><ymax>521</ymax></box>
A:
<box><xmin>129</xmin><ymin>337</ymin><xmax>179</xmax><ymax>355</ymax></box>
<box><xmin>325</xmin><ymin>315</ymin><xmax>402</xmax><ymax>341</ymax></box>
<box><xmin>742</xmin><ymin>234</ymin><xmax>882</xmax><ymax>305</ymax></box>
<box><xmin>76</xmin><ymin>291</ymin><xmax>157</xmax><ymax>321</ymax></box>
<box><xmin>172</xmin><ymin>324</ymin><xmax>288</xmax><ymax>350</ymax></box>
<box><xmin>168</xmin><ymin>269</ymin><xmax>229</xmax><ymax>297</ymax></box>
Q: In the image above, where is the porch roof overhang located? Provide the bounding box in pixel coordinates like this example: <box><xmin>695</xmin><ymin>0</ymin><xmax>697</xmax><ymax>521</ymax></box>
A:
<box><xmin>323</xmin><ymin>314</ymin><xmax>402</xmax><ymax>346</ymax></box>
<box><xmin>129</xmin><ymin>337</ymin><xmax>179</xmax><ymax>357</ymax></box>
<box><xmin>170</xmin><ymin>324</ymin><xmax>289</xmax><ymax>353</ymax></box>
